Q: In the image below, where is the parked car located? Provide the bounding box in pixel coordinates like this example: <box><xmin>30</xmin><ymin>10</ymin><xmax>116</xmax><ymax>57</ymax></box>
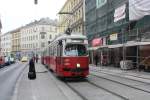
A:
<box><xmin>10</xmin><ymin>57</ymin><xmax>15</xmax><ymax>64</ymax></box>
<box><xmin>4</xmin><ymin>56</ymin><xmax>11</xmax><ymax>66</ymax></box>
<box><xmin>0</xmin><ymin>56</ymin><xmax>5</xmax><ymax>68</ymax></box>
<box><xmin>21</xmin><ymin>56</ymin><xmax>28</xmax><ymax>62</ymax></box>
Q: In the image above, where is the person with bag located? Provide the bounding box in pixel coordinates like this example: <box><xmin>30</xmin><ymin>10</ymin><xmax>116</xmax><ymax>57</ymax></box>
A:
<box><xmin>28</xmin><ymin>57</ymin><xmax>36</xmax><ymax>80</ymax></box>
<box><xmin>94</xmin><ymin>54</ymin><xmax>99</xmax><ymax>66</ymax></box>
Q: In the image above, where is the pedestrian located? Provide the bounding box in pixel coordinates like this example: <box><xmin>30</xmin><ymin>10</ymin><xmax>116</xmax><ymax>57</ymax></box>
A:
<box><xmin>35</xmin><ymin>54</ymin><xmax>38</xmax><ymax>63</ymax></box>
<box><xmin>28</xmin><ymin>57</ymin><xmax>36</xmax><ymax>79</ymax></box>
<box><xmin>94</xmin><ymin>54</ymin><xmax>99</xmax><ymax>66</ymax></box>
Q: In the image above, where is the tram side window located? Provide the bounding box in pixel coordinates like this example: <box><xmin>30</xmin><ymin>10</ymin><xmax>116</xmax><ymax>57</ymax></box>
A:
<box><xmin>52</xmin><ymin>47</ymin><xmax>54</xmax><ymax>56</ymax></box>
<box><xmin>54</xmin><ymin>46</ymin><xmax>57</xmax><ymax>56</ymax></box>
<box><xmin>50</xmin><ymin>46</ymin><xmax>53</xmax><ymax>56</ymax></box>
<box><xmin>49</xmin><ymin>47</ymin><xmax>51</xmax><ymax>56</ymax></box>
<box><xmin>57</xmin><ymin>44</ymin><xmax>63</xmax><ymax>56</ymax></box>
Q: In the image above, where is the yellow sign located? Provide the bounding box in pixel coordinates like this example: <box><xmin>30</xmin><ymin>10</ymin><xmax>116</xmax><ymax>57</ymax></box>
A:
<box><xmin>110</xmin><ymin>33</ymin><xmax>118</xmax><ymax>41</ymax></box>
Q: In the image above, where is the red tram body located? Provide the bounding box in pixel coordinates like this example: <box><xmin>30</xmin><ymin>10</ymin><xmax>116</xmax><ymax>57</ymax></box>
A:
<box><xmin>41</xmin><ymin>33</ymin><xmax>89</xmax><ymax>78</ymax></box>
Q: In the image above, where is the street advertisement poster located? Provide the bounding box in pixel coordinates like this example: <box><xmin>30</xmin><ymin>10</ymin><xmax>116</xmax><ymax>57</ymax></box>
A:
<box><xmin>114</xmin><ymin>4</ymin><xmax>126</xmax><ymax>22</ymax></box>
<box><xmin>129</xmin><ymin>0</ymin><xmax>150</xmax><ymax>21</ymax></box>
<box><xmin>103</xmin><ymin>37</ymin><xmax>106</xmax><ymax>46</ymax></box>
<box><xmin>92</xmin><ymin>38</ymin><xmax>102</xmax><ymax>47</ymax></box>
<box><xmin>96</xmin><ymin>0</ymin><xmax>107</xmax><ymax>8</ymax></box>
<box><xmin>110</xmin><ymin>33</ymin><xmax>118</xmax><ymax>41</ymax></box>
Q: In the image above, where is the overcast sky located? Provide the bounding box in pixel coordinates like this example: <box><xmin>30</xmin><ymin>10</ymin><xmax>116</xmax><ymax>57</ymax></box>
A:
<box><xmin>0</xmin><ymin>0</ymin><xmax>66</xmax><ymax>33</ymax></box>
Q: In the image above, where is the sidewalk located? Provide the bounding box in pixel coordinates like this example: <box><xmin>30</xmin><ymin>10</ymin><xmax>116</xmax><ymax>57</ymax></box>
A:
<box><xmin>13</xmin><ymin>63</ymin><xmax>82</xmax><ymax>100</ymax></box>
<box><xmin>90</xmin><ymin>64</ymin><xmax>150</xmax><ymax>83</ymax></box>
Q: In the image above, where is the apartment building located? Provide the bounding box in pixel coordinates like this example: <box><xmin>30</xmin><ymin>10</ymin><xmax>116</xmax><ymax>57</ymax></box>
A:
<box><xmin>0</xmin><ymin>18</ymin><xmax>2</xmax><ymax>55</ymax></box>
<box><xmin>1</xmin><ymin>32</ymin><xmax>12</xmax><ymax>56</ymax></box>
<box><xmin>20</xmin><ymin>18</ymin><xmax>58</xmax><ymax>57</ymax></box>
<box><xmin>11</xmin><ymin>28</ymin><xmax>21</xmax><ymax>58</ymax></box>
<box><xmin>58</xmin><ymin>0</ymin><xmax>85</xmax><ymax>34</ymax></box>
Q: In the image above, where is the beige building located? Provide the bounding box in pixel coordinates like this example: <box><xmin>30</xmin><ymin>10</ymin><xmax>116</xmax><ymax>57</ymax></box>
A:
<box><xmin>58</xmin><ymin>0</ymin><xmax>85</xmax><ymax>34</ymax></box>
<box><xmin>11</xmin><ymin>28</ymin><xmax>21</xmax><ymax>57</ymax></box>
<box><xmin>0</xmin><ymin>18</ymin><xmax>2</xmax><ymax>55</ymax></box>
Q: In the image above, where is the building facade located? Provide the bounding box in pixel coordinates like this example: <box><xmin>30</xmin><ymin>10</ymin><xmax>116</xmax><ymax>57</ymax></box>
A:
<box><xmin>58</xmin><ymin>0</ymin><xmax>85</xmax><ymax>34</ymax></box>
<box><xmin>20</xmin><ymin>18</ymin><xmax>58</xmax><ymax>57</ymax></box>
<box><xmin>11</xmin><ymin>28</ymin><xmax>21</xmax><ymax>59</ymax></box>
<box><xmin>1</xmin><ymin>32</ymin><xmax>12</xmax><ymax>56</ymax></box>
<box><xmin>86</xmin><ymin>0</ymin><xmax>150</xmax><ymax>69</ymax></box>
<box><xmin>0</xmin><ymin>18</ymin><xmax>2</xmax><ymax>55</ymax></box>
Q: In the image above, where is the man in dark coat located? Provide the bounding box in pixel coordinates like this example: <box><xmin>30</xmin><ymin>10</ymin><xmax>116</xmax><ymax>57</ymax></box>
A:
<box><xmin>94</xmin><ymin>54</ymin><xmax>99</xmax><ymax>66</ymax></box>
<box><xmin>28</xmin><ymin>57</ymin><xmax>36</xmax><ymax>79</ymax></box>
<box><xmin>29</xmin><ymin>58</ymin><xmax>36</xmax><ymax>72</ymax></box>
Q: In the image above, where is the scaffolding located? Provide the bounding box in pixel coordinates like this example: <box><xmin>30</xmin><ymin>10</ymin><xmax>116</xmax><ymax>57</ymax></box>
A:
<box><xmin>86</xmin><ymin>0</ymin><xmax>150</xmax><ymax>70</ymax></box>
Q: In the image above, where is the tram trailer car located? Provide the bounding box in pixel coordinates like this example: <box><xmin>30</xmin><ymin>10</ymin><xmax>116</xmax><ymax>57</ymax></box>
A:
<box><xmin>42</xmin><ymin>33</ymin><xmax>89</xmax><ymax>78</ymax></box>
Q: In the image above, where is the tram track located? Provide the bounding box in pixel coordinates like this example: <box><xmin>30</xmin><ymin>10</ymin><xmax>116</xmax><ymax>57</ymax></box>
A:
<box><xmin>90</xmin><ymin>69</ymin><xmax>150</xmax><ymax>85</ymax></box>
<box><xmin>65</xmin><ymin>81</ymin><xmax>89</xmax><ymax>100</ymax></box>
<box><xmin>90</xmin><ymin>71</ymin><xmax>150</xmax><ymax>94</ymax></box>
<box><xmin>47</xmin><ymin>68</ymin><xmax>150</xmax><ymax>100</ymax></box>
<box><xmin>48</xmin><ymin>67</ymin><xmax>127</xmax><ymax>100</ymax></box>
<box><xmin>85</xmin><ymin>80</ymin><xmax>129</xmax><ymax>100</ymax></box>
<box><xmin>86</xmin><ymin>74</ymin><xmax>150</xmax><ymax>100</ymax></box>
<box><xmin>65</xmin><ymin>79</ymin><xmax>128</xmax><ymax>100</ymax></box>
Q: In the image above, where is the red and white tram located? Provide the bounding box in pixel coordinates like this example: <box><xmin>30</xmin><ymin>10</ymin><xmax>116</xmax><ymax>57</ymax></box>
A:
<box><xmin>41</xmin><ymin>33</ymin><xmax>89</xmax><ymax>78</ymax></box>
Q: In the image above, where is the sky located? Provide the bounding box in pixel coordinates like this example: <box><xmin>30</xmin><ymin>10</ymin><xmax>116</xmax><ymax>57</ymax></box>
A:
<box><xmin>0</xmin><ymin>0</ymin><xmax>66</xmax><ymax>33</ymax></box>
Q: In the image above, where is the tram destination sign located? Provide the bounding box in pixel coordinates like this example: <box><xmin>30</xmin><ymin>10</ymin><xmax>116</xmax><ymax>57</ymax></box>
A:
<box><xmin>71</xmin><ymin>39</ymin><xmax>84</xmax><ymax>43</ymax></box>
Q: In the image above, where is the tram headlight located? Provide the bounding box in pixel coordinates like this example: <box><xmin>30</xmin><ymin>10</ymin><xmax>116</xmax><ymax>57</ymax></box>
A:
<box><xmin>77</xmin><ymin>63</ymin><xmax>80</xmax><ymax>68</ymax></box>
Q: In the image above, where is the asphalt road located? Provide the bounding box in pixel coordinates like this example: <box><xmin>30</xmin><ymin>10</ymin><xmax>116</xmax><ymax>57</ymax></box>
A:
<box><xmin>0</xmin><ymin>62</ymin><xmax>27</xmax><ymax>100</ymax></box>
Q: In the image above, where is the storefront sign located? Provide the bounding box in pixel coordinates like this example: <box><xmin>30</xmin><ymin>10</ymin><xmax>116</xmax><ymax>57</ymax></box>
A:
<box><xmin>114</xmin><ymin>4</ymin><xmax>126</xmax><ymax>22</ymax></box>
<box><xmin>110</xmin><ymin>33</ymin><xmax>118</xmax><ymax>41</ymax></box>
<box><xmin>96</xmin><ymin>0</ymin><xmax>107</xmax><ymax>8</ymax></box>
<box><xmin>103</xmin><ymin>37</ymin><xmax>106</xmax><ymax>46</ymax></box>
<box><xmin>92</xmin><ymin>38</ymin><xmax>102</xmax><ymax>47</ymax></box>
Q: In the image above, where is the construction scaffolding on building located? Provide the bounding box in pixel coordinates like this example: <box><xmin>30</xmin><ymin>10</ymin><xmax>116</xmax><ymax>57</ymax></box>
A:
<box><xmin>86</xmin><ymin>0</ymin><xmax>150</xmax><ymax>71</ymax></box>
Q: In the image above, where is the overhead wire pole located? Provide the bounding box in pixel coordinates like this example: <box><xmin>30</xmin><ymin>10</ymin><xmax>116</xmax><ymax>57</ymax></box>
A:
<box><xmin>34</xmin><ymin>0</ymin><xmax>38</xmax><ymax>57</ymax></box>
<box><xmin>58</xmin><ymin>12</ymin><xmax>74</xmax><ymax>35</ymax></box>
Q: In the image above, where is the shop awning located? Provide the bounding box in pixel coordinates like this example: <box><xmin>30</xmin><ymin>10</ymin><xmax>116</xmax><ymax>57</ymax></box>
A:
<box><xmin>108</xmin><ymin>44</ymin><xmax>123</xmax><ymax>48</ymax></box>
<box><xmin>88</xmin><ymin>42</ymin><xmax>150</xmax><ymax>50</ymax></box>
<box><xmin>125</xmin><ymin>41</ymin><xmax>150</xmax><ymax>47</ymax></box>
<box><xmin>108</xmin><ymin>41</ymin><xmax>150</xmax><ymax>48</ymax></box>
<box><xmin>88</xmin><ymin>45</ymin><xmax>108</xmax><ymax>50</ymax></box>
<box><xmin>88</xmin><ymin>46</ymin><xmax>100</xmax><ymax>50</ymax></box>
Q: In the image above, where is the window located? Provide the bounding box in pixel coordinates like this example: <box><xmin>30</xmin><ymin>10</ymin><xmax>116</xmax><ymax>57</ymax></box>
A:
<box><xmin>65</xmin><ymin>44</ymin><xmax>87</xmax><ymax>56</ymax></box>
<box><xmin>41</xmin><ymin>27</ymin><xmax>45</xmax><ymax>31</ymax></box>
<box><xmin>41</xmin><ymin>34</ymin><xmax>45</xmax><ymax>39</ymax></box>
<box><xmin>40</xmin><ymin>32</ymin><xmax>46</xmax><ymax>39</ymax></box>
<box><xmin>41</xmin><ymin>42</ymin><xmax>45</xmax><ymax>47</ymax></box>
<box><xmin>49</xmin><ymin>35</ymin><xmax>52</xmax><ymax>39</ymax></box>
<box><xmin>36</xmin><ymin>35</ymin><xmax>38</xmax><ymax>39</ymax></box>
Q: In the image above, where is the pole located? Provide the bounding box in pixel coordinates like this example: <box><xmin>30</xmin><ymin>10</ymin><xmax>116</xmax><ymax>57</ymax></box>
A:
<box><xmin>122</xmin><ymin>28</ymin><xmax>126</xmax><ymax>69</ymax></box>
<box><xmin>136</xmin><ymin>28</ymin><xmax>139</xmax><ymax>71</ymax></box>
<box><xmin>83</xmin><ymin>0</ymin><xmax>86</xmax><ymax>34</ymax></box>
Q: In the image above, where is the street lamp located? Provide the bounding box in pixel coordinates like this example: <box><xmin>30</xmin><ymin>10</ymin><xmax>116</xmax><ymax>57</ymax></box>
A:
<box><xmin>34</xmin><ymin>0</ymin><xmax>38</xmax><ymax>5</ymax></box>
